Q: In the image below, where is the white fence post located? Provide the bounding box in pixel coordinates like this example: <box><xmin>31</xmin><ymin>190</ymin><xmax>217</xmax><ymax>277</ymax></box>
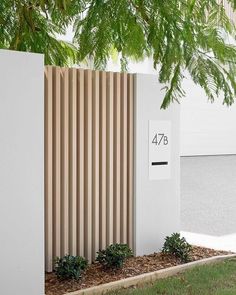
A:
<box><xmin>0</xmin><ymin>50</ymin><xmax>44</xmax><ymax>295</ymax></box>
<box><xmin>134</xmin><ymin>74</ymin><xmax>180</xmax><ymax>255</ymax></box>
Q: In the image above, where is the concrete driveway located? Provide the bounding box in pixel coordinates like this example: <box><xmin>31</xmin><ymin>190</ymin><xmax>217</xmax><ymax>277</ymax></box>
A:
<box><xmin>181</xmin><ymin>155</ymin><xmax>236</xmax><ymax>251</ymax></box>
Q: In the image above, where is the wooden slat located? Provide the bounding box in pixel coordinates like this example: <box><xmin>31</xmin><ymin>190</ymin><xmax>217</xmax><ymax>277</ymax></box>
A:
<box><xmin>61</xmin><ymin>68</ymin><xmax>69</xmax><ymax>256</ymax></box>
<box><xmin>78</xmin><ymin>69</ymin><xmax>85</xmax><ymax>257</ymax></box>
<box><xmin>114</xmin><ymin>72</ymin><xmax>121</xmax><ymax>244</ymax></box>
<box><xmin>45</xmin><ymin>66</ymin><xmax>53</xmax><ymax>272</ymax></box>
<box><xmin>106</xmin><ymin>72</ymin><xmax>114</xmax><ymax>245</ymax></box>
<box><xmin>121</xmin><ymin>73</ymin><xmax>128</xmax><ymax>244</ymax></box>
<box><xmin>84</xmin><ymin>70</ymin><xmax>93</xmax><ymax>262</ymax></box>
<box><xmin>44</xmin><ymin>66</ymin><xmax>134</xmax><ymax>271</ymax></box>
<box><xmin>99</xmin><ymin>71</ymin><xmax>107</xmax><ymax>250</ymax></box>
<box><xmin>128</xmin><ymin>74</ymin><xmax>134</xmax><ymax>248</ymax></box>
<box><xmin>53</xmin><ymin>67</ymin><xmax>61</xmax><ymax>258</ymax></box>
<box><xmin>69</xmin><ymin>68</ymin><xmax>77</xmax><ymax>255</ymax></box>
<box><xmin>92</xmin><ymin>71</ymin><xmax>100</xmax><ymax>260</ymax></box>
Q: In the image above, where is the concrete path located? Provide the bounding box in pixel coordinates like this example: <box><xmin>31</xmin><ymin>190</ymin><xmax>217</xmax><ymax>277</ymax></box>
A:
<box><xmin>181</xmin><ymin>231</ymin><xmax>236</xmax><ymax>252</ymax></box>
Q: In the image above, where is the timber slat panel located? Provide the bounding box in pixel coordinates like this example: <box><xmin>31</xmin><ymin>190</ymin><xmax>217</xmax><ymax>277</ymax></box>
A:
<box><xmin>53</xmin><ymin>67</ymin><xmax>61</xmax><ymax>258</ymax></box>
<box><xmin>92</xmin><ymin>71</ymin><xmax>100</xmax><ymax>260</ymax></box>
<box><xmin>44</xmin><ymin>66</ymin><xmax>134</xmax><ymax>272</ymax></box>
<box><xmin>106</xmin><ymin>72</ymin><xmax>114</xmax><ymax>246</ymax></box>
<box><xmin>84</xmin><ymin>70</ymin><xmax>93</xmax><ymax>262</ymax></box>
<box><xmin>99</xmin><ymin>71</ymin><xmax>107</xmax><ymax>250</ymax></box>
<box><xmin>78</xmin><ymin>69</ymin><xmax>85</xmax><ymax>257</ymax></box>
<box><xmin>114</xmin><ymin>73</ymin><xmax>121</xmax><ymax>244</ymax></box>
<box><xmin>61</xmin><ymin>67</ymin><xmax>69</xmax><ymax>256</ymax></box>
<box><xmin>128</xmin><ymin>74</ymin><xmax>134</xmax><ymax>248</ymax></box>
<box><xmin>121</xmin><ymin>73</ymin><xmax>128</xmax><ymax>244</ymax></box>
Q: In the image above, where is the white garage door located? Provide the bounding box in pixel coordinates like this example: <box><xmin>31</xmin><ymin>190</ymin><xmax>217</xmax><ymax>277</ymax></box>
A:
<box><xmin>180</xmin><ymin>78</ymin><xmax>236</xmax><ymax>156</ymax></box>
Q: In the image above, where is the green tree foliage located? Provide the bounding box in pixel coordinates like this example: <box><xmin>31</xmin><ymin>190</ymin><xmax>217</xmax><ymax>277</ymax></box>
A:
<box><xmin>0</xmin><ymin>0</ymin><xmax>80</xmax><ymax>65</ymax></box>
<box><xmin>1</xmin><ymin>0</ymin><xmax>236</xmax><ymax>108</ymax></box>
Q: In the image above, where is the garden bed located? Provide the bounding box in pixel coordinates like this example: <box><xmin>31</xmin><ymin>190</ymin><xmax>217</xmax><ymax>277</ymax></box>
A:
<box><xmin>45</xmin><ymin>246</ymin><xmax>230</xmax><ymax>295</ymax></box>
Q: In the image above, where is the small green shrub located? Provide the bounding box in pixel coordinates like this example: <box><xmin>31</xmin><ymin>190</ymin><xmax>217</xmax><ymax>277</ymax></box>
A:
<box><xmin>96</xmin><ymin>244</ymin><xmax>133</xmax><ymax>269</ymax></box>
<box><xmin>162</xmin><ymin>233</ymin><xmax>192</xmax><ymax>263</ymax></box>
<box><xmin>54</xmin><ymin>255</ymin><xmax>88</xmax><ymax>280</ymax></box>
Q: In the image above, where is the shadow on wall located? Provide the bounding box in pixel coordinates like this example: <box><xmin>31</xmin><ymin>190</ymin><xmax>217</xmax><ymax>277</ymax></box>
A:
<box><xmin>181</xmin><ymin>155</ymin><xmax>236</xmax><ymax>236</ymax></box>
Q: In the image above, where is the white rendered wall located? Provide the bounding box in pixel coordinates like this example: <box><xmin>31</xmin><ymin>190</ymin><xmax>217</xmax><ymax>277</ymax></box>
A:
<box><xmin>107</xmin><ymin>57</ymin><xmax>236</xmax><ymax>157</ymax></box>
<box><xmin>134</xmin><ymin>74</ymin><xmax>180</xmax><ymax>255</ymax></box>
<box><xmin>0</xmin><ymin>50</ymin><xmax>44</xmax><ymax>295</ymax></box>
<box><xmin>180</xmin><ymin>78</ymin><xmax>236</xmax><ymax>156</ymax></box>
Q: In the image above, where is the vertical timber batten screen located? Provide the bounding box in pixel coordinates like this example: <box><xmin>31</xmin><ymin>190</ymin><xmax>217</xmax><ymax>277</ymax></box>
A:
<box><xmin>45</xmin><ymin>66</ymin><xmax>134</xmax><ymax>272</ymax></box>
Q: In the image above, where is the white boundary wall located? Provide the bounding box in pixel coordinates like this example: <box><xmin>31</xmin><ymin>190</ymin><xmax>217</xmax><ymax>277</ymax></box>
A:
<box><xmin>134</xmin><ymin>74</ymin><xmax>180</xmax><ymax>255</ymax></box>
<box><xmin>108</xmin><ymin>58</ymin><xmax>236</xmax><ymax>157</ymax></box>
<box><xmin>0</xmin><ymin>50</ymin><xmax>44</xmax><ymax>295</ymax></box>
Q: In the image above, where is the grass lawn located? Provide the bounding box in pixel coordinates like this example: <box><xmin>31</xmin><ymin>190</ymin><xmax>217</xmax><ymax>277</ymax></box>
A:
<box><xmin>109</xmin><ymin>259</ymin><xmax>236</xmax><ymax>295</ymax></box>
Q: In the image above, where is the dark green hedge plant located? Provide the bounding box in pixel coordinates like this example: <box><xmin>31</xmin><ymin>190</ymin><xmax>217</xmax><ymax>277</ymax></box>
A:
<box><xmin>162</xmin><ymin>233</ymin><xmax>192</xmax><ymax>263</ymax></box>
<box><xmin>96</xmin><ymin>244</ymin><xmax>133</xmax><ymax>269</ymax></box>
<box><xmin>54</xmin><ymin>255</ymin><xmax>88</xmax><ymax>280</ymax></box>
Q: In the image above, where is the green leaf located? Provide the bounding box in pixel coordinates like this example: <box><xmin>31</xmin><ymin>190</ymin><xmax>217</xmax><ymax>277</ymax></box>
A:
<box><xmin>1</xmin><ymin>0</ymin><xmax>236</xmax><ymax>107</ymax></box>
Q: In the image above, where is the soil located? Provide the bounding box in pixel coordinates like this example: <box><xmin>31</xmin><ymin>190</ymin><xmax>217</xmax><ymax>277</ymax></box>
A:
<box><xmin>45</xmin><ymin>246</ymin><xmax>231</xmax><ymax>295</ymax></box>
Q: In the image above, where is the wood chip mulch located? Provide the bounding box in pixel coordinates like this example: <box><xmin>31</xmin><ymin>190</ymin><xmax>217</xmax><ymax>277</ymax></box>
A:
<box><xmin>45</xmin><ymin>246</ymin><xmax>231</xmax><ymax>295</ymax></box>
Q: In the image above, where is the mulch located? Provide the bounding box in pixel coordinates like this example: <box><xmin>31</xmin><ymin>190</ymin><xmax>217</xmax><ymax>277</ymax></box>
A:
<box><xmin>45</xmin><ymin>246</ymin><xmax>231</xmax><ymax>295</ymax></box>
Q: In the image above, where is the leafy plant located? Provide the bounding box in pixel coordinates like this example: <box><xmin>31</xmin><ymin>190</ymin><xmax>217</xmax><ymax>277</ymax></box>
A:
<box><xmin>162</xmin><ymin>233</ymin><xmax>192</xmax><ymax>263</ymax></box>
<box><xmin>96</xmin><ymin>244</ymin><xmax>133</xmax><ymax>269</ymax></box>
<box><xmin>1</xmin><ymin>1</ymin><xmax>236</xmax><ymax>108</ymax></box>
<box><xmin>54</xmin><ymin>255</ymin><xmax>88</xmax><ymax>280</ymax></box>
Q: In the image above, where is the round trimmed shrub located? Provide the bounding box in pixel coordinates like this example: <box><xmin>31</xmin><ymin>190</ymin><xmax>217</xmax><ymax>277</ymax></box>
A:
<box><xmin>54</xmin><ymin>255</ymin><xmax>88</xmax><ymax>280</ymax></box>
<box><xmin>96</xmin><ymin>244</ymin><xmax>133</xmax><ymax>269</ymax></box>
<box><xmin>162</xmin><ymin>233</ymin><xmax>192</xmax><ymax>263</ymax></box>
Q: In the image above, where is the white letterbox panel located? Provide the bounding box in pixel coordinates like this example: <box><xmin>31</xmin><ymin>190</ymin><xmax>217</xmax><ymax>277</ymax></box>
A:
<box><xmin>149</xmin><ymin>120</ymin><xmax>171</xmax><ymax>180</ymax></box>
